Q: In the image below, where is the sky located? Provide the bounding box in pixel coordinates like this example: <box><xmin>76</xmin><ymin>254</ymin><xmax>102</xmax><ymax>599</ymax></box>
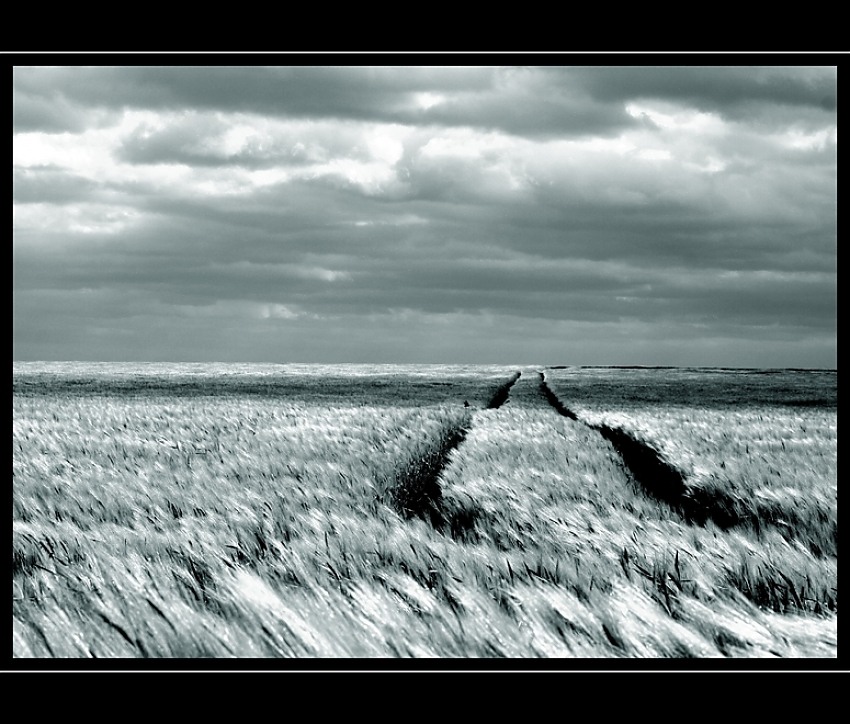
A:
<box><xmin>12</xmin><ymin>61</ymin><xmax>838</xmax><ymax>367</ymax></box>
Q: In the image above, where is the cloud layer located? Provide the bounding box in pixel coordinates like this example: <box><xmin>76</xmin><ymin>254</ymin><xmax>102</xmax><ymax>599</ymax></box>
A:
<box><xmin>13</xmin><ymin>63</ymin><xmax>837</xmax><ymax>366</ymax></box>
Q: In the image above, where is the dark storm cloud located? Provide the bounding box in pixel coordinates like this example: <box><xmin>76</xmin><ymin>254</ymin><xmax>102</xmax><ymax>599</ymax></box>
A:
<box><xmin>133</xmin><ymin>180</ymin><xmax>415</xmax><ymax>259</ymax></box>
<box><xmin>376</xmin><ymin>184</ymin><xmax>835</xmax><ymax>278</ymax></box>
<box><xmin>13</xmin><ymin>166</ymin><xmax>100</xmax><ymax>204</ymax></box>
<box><xmin>13</xmin><ymin>88</ymin><xmax>89</xmax><ymax>133</ymax></box>
<box><xmin>13</xmin><ymin>66</ymin><xmax>494</xmax><ymax>132</ymax></box>
<box><xmin>572</xmin><ymin>66</ymin><xmax>837</xmax><ymax>119</ymax></box>
<box><xmin>12</xmin><ymin>174</ymin><xmax>409</xmax><ymax>304</ymax></box>
<box><xmin>403</xmin><ymin>66</ymin><xmax>637</xmax><ymax>138</ymax></box>
<box><xmin>12</xmin><ymin>63</ymin><xmax>837</xmax><ymax>366</ymax></box>
<box><xmin>391</xmin><ymin>128</ymin><xmax>836</xmax><ymax>274</ymax></box>
<box><xmin>15</xmin><ymin>159</ymin><xmax>835</xmax><ymax>334</ymax></box>
<box><xmin>13</xmin><ymin>65</ymin><xmax>836</xmax><ymax>142</ymax></box>
<box><xmin>13</xmin><ymin>192</ymin><xmax>835</xmax><ymax>335</ymax></box>
<box><xmin>670</xmin><ymin>275</ymin><xmax>837</xmax><ymax>329</ymax></box>
<box><xmin>12</xmin><ymin>85</ymin><xmax>122</xmax><ymax>134</ymax></box>
<box><xmin>8</xmin><ymin>65</ymin><xmax>663</xmax><ymax>140</ymax></box>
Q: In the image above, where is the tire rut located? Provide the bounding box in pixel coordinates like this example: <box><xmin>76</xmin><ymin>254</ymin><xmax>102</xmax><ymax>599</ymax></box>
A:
<box><xmin>486</xmin><ymin>371</ymin><xmax>521</xmax><ymax>409</ymax></box>
<box><xmin>386</xmin><ymin>423</ymin><xmax>470</xmax><ymax>529</ymax></box>
<box><xmin>384</xmin><ymin>370</ymin><xmax>521</xmax><ymax>530</ymax></box>
<box><xmin>538</xmin><ymin>372</ymin><xmax>747</xmax><ymax>531</ymax></box>
<box><xmin>388</xmin><ymin>369</ymin><xmax>755</xmax><ymax>540</ymax></box>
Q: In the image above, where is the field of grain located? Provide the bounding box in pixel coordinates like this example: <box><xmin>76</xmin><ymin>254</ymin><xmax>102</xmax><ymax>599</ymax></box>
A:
<box><xmin>12</xmin><ymin>363</ymin><xmax>838</xmax><ymax>660</ymax></box>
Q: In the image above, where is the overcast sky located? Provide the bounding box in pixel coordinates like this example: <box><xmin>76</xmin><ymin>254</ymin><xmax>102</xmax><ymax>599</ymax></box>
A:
<box><xmin>12</xmin><ymin>62</ymin><xmax>837</xmax><ymax>367</ymax></box>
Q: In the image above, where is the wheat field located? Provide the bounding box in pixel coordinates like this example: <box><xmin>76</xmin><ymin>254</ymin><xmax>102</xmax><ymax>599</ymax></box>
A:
<box><xmin>12</xmin><ymin>363</ymin><xmax>837</xmax><ymax>661</ymax></box>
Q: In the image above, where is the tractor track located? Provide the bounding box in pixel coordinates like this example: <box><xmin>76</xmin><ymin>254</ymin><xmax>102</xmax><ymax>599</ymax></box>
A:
<box><xmin>376</xmin><ymin>367</ymin><xmax>833</xmax><ymax>622</ymax></box>
<box><xmin>387</xmin><ymin>368</ymin><xmax>763</xmax><ymax>541</ymax></box>
<box><xmin>486</xmin><ymin>371</ymin><xmax>521</xmax><ymax>409</ymax></box>
<box><xmin>538</xmin><ymin>372</ymin><xmax>758</xmax><ymax>531</ymax></box>
<box><xmin>385</xmin><ymin>422</ymin><xmax>471</xmax><ymax>529</ymax></box>
<box><xmin>383</xmin><ymin>370</ymin><xmax>521</xmax><ymax>529</ymax></box>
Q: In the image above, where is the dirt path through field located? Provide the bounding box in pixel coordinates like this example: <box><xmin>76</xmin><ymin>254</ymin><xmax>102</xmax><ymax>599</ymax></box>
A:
<box><xmin>486</xmin><ymin>371</ymin><xmax>521</xmax><ymax>409</ymax></box>
<box><xmin>428</xmin><ymin>368</ymin><xmax>639</xmax><ymax>544</ymax></box>
<box><xmin>538</xmin><ymin>372</ymin><xmax>687</xmax><ymax>503</ymax></box>
<box><xmin>383</xmin><ymin>369</ymin><xmax>520</xmax><ymax>528</ymax></box>
<box><xmin>393</xmin><ymin>367</ymin><xmax>763</xmax><ymax>541</ymax></box>
<box><xmin>438</xmin><ymin>368</ymin><xmax>733</xmax><ymax>536</ymax></box>
<box><xmin>537</xmin><ymin>371</ymin><xmax>762</xmax><ymax>533</ymax></box>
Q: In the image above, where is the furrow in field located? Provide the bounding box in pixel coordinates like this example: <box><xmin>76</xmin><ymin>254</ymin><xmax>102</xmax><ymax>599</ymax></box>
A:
<box><xmin>538</xmin><ymin>373</ymin><xmax>783</xmax><ymax>532</ymax></box>
<box><xmin>383</xmin><ymin>420</ymin><xmax>471</xmax><ymax>529</ymax></box>
<box><xmin>438</xmin><ymin>371</ymin><xmax>837</xmax><ymax>623</ymax></box>
<box><xmin>538</xmin><ymin>372</ymin><xmax>579</xmax><ymax>419</ymax></box>
<box><xmin>486</xmin><ymin>371</ymin><xmax>521</xmax><ymax>409</ymax></box>
<box><xmin>434</xmin><ymin>369</ymin><xmax>635</xmax><ymax>544</ymax></box>
<box><xmin>382</xmin><ymin>371</ymin><xmax>521</xmax><ymax>528</ymax></box>
<box><xmin>538</xmin><ymin>373</ymin><xmax>695</xmax><ymax>520</ymax></box>
<box><xmin>428</xmin><ymin>369</ymin><xmax>563</xmax><ymax>540</ymax></box>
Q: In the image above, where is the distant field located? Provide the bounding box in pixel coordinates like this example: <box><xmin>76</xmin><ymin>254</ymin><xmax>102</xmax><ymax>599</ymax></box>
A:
<box><xmin>12</xmin><ymin>362</ymin><xmax>516</xmax><ymax>406</ymax></box>
<box><xmin>12</xmin><ymin>363</ymin><xmax>837</xmax><ymax>659</ymax></box>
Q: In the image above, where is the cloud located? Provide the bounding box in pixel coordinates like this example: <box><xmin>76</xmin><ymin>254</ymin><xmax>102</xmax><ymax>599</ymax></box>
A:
<box><xmin>13</xmin><ymin>165</ymin><xmax>100</xmax><ymax>205</ymax></box>
<box><xmin>12</xmin><ymin>66</ymin><xmax>495</xmax><ymax>134</ymax></box>
<box><xmin>574</xmin><ymin>66</ymin><xmax>837</xmax><ymax>121</ymax></box>
<box><xmin>115</xmin><ymin>112</ymin><xmax>386</xmax><ymax>169</ymax></box>
<box><xmin>12</xmin><ymin>63</ymin><xmax>837</xmax><ymax>366</ymax></box>
<box><xmin>13</xmin><ymin>65</ymin><xmax>836</xmax><ymax>139</ymax></box>
<box><xmin>13</xmin><ymin>85</ymin><xmax>121</xmax><ymax>134</ymax></box>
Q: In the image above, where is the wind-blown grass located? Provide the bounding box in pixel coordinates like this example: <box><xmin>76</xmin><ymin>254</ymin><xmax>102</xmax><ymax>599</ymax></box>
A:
<box><xmin>12</xmin><ymin>364</ymin><xmax>837</xmax><ymax>659</ymax></box>
<box><xmin>544</xmin><ymin>368</ymin><xmax>837</xmax><ymax>559</ymax></box>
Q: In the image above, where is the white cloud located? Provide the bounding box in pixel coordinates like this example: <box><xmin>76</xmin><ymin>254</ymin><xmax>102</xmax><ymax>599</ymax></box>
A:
<box><xmin>259</xmin><ymin>303</ymin><xmax>299</xmax><ymax>319</ymax></box>
<box><xmin>13</xmin><ymin>202</ymin><xmax>143</xmax><ymax>235</ymax></box>
<box><xmin>419</xmin><ymin>128</ymin><xmax>514</xmax><ymax>159</ymax></box>
<box><xmin>626</xmin><ymin>102</ymin><xmax>726</xmax><ymax>135</ymax></box>
<box><xmin>365</xmin><ymin>125</ymin><xmax>406</xmax><ymax>165</ymax></box>
<box><xmin>210</xmin><ymin>261</ymin><xmax>352</xmax><ymax>282</ymax></box>
<box><xmin>771</xmin><ymin>126</ymin><xmax>837</xmax><ymax>151</ymax></box>
<box><xmin>412</xmin><ymin>92</ymin><xmax>447</xmax><ymax>110</ymax></box>
<box><xmin>636</xmin><ymin>148</ymin><xmax>673</xmax><ymax>162</ymax></box>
